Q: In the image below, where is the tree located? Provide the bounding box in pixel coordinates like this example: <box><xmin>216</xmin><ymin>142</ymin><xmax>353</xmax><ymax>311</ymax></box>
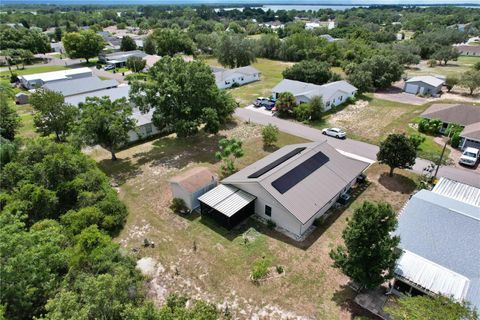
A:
<box><xmin>329</xmin><ymin>201</ymin><xmax>400</xmax><ymax>290</ymax></box>
<box><xmin>352</xmin><ymin>55</ymin><xmax>403</xmax><ymax>89</ymax></box>
<box><xmin>432</xmin><ymin>46</ymin><xmax>460</xmax><ymax>65</ymax></box>
<box><xmin>126</xmin><ymin>56</ymin><xmax>146</xmax><ymax>73</ymax></box>
<box><xmin>151</xmin><ymin>28</ymin><xmax>194</xmax><ymax>56</ymax></box>
<box><xmin>54</xmin><ymin>27</ymin><xmax>62</xmax><ymax>42</ymax></box>
<box><xmin>215</xmin><ymin>138</ymin><xmax>244</xmax><ymax>176</ymax></box>
<box><xmin>63</xmin><ymin>30</ymin><xmax>105</xmax><ymax>63</ymax></box>
<box><xmin>377</xmin><ymin>133</ymin><xmax>417</xmax><ymax>177</ymax></box>
<box><xmin>275</xmin><ymin>92</ymin><xmax>296</xmax><ymax>118</ymax></box>
<box><xmin>0</xmin><ymin>137</ymin><xmax>17</xmax><ymax>167</ymax></box>
<box><xmin>75</xmin><ymin>96</ymin><xmax>136</xmax><ymax>160</ymax></box>
<box><xmin>445</xmin><ymin>75</ymin><xmax>458</xmax><ymax>92</ymax></box>
<box><xmin>30</xmin><ymin>89</ymin><xmax>78</xmax><ymax>142</ymax></box>
<box><xmin>143</xmin><ymin>35</ymin><xmax>156</xmax><ymax>54</ymax></box>
<box><xmin>0</xmin><ymin>94</ymin><xmax>21</xmax><ymax>140</ymax></box>
<box><xmin>385</xmin><ymin>295</ymin><xmax>478</xmax><ymax>320</ymax></box>
<box><xmin>309</xmin><ymin>96</ymin><xmax>325</xmax><ymax>121</ymax></box>
<box><xmin>130</xmin><ymin>57</ymin><xmax>235</xmax><ymax>138</ymax></box>
<box><xmin>474</xmin><ymin>61</ymin><xmax>480</xmax><ymax>71</ymax></box>
<box><xmin>262</xmin><ymin>124</ymin><xmax>279</xmax><ymax>147</ymax></box>
<box><xmin>120</xmin><ymin>35</ymin><xmax>136</xmax><ymax>51</ymax></box>
<box><xmin>459</xmin><ymin>69</ymin><xmax>480</xmax><ymax>95</ymax></box>
<box><xmin>282</xmin><ymin>60</ymin><xmax>338</xmax><ymax>85</ymax></box>
<box><xmin>216</xmin><ymin>33</ymin><xmax>256</xmax><ymax>68</ymax></box>
<box><xmin>348</xmin><ymin>69</ymin><xmax>374</xmax><ymax>93</ymax></box>
<box><xmin>408</xmin><ymin>134</ymin><xmax>425</xmax><ymax>151</ymax></box>
<box><xmin>393</xmin><ymin>43</ymin><xmax>421</xmax><ymax>66</ymax></box>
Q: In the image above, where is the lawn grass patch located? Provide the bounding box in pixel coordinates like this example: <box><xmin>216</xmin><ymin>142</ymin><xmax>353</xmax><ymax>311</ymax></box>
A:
<box><xmin>0</xmin><ymin>65</ymin><xmax>70</xmax><ymax>77</ymax></box>
<box><xmin>406</xmin><ymin>56</ymin><xmax>480</xmax><ymax>78</ymax></box>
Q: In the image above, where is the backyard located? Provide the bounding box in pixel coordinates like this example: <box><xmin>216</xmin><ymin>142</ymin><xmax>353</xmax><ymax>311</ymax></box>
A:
<box><xmin>88</xmin><ymin>119</ymin><xmax>419</xmax><ymax>319</ymax></box>
<box><xmin>405</xmin><ymin>56</ymin><xmax>480</xmax><ymax>78</ymax></box>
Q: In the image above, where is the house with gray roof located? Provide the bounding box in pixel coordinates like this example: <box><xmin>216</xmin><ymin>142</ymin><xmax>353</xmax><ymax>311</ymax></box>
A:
<box><xmin>272</xmin><ymin>79</ymin><xmax>357</xmax><ymax>110</ymax></box>
<box><xmin>198</xmin><ymin>141</ymin><xmax>370</xmax><ymax>238</ymax></box>
<box><xmin>65</xmin><ymin>85</ymin><xmax>160</xmax><ymax>143</ymax></box>
<box><xmin>43</xmin><ymin>76</ymin><xmax>118</xmax><ymax>97</ymax></box>
<box><xmin>212</xmin><ymin>66</ymin><xmax>261</xmax><ymax>89</ymax></box>
<box><xmin>392</xmin><ymin>189</ymin><xmax>480</xmax><ymax>313</ymax></box>
<box><xmin>99</xmin><ymin>50</ymin><xmax>147</xmax><ymax>67</ymax></box>
<box><xmin>404</xmin><ymin>76</ymin><xmax>444</xmax><ymax>96</ymax></box>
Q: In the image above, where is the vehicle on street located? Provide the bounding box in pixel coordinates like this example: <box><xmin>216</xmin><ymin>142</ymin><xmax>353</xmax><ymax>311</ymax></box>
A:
<box><xmin>254</xmin><ymin>97</ymin><xmax>269</xmax><ymax>106</ymax></box>
<box><xmin>322</xmin><ymin>127</ymin><xmax>346</xmax><ymax>139</ymax></box>
<box><xmin>459</xmin><ymin>147</ymin><xmax>479</xmax><ymax>167</ymax></box>
<box><xmin>261</xmin><ymin>101</ymin><xmax>276</xmax><ymax>110</ymax></box>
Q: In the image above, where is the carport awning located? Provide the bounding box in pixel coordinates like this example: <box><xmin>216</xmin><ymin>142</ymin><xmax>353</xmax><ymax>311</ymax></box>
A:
<box><xmin>198</xmin><ymin>184</ymin><xmax>256</xmax><ymax>217</ymax></box>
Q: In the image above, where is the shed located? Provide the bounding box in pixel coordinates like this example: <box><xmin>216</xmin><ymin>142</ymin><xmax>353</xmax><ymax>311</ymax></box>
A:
<box><xmin>15</xmin><ymin>92</ymin><xmax>29</xmax><ymax>105</ymax></box>
<box><xmin>169</xmin><ymin>167</ymin><xmax>218</xmax><ymax>211</ymax></box>
<box><xmin>404</xmin><ymin>76</ymin><xmax>444</xmax><ymax>96</ymax></box>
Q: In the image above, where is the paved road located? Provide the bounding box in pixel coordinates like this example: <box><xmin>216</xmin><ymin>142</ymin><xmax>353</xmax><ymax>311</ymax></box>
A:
<box><xmin>236</xmin><ymin>108</ymin><xmax>480</xmax><ymax>188</ymax></box>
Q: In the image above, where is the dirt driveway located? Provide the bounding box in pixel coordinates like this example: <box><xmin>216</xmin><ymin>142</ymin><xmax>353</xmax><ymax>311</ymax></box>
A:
<box><xmin>373</xmin><ymin>85</ymin><xmax>428</xmax><ymax>105</ymax></box>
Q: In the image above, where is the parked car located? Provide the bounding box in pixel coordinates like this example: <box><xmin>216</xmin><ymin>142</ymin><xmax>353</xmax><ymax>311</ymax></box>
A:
<box><xmin>104</xmin><ymin>64</ymin><xmax>115</xmax><ymax>71</ymax></box>
<box><xmin>322</xmin><ymin>128</ymin><xmax>346</xmax><ymax>139</ymax></box>
<box><xmin>255</xmin><ymin>97</ymin><xmax>269</xmax><ymax>105</ymax></box>
<box><xmin>261</xmin><ymin>101</ymin><xmax>276</xmax><ymax>110</ymax></box>
<box><xmin>459</xmin><ymin>147</ymin><xmax>479</xmax><ymax>167</ymax></box>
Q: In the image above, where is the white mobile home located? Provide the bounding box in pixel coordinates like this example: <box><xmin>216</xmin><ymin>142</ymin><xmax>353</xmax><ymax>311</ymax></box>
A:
<box><xmin>19</xmin><ymin>67</ymin><xmax>92</xmax><ymax>89</ymax></box>
<box><xmin>272</xmin><ymin>79</ymin><xmax>357</xmax><ymax>110</ymax></box>
<box><xmin>213</xmin><ymin>66</ymin><xmax>261</xmax><ymax>89</ymax></box>
<box><xmin>198</xmin><ymin>141</ymin><xmax>370</xmax><ymax>238</ymax></box>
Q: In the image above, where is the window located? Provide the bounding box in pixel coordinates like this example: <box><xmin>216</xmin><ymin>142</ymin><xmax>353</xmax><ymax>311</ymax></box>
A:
<box><xmin>225</xmin><ymin>81</ymin><xmax>230</xmax><ymax>85</ymax></box>
<box><xmin>145</xmin><ymin>124</ymin><xmax>153</xmax><ymax>134</ymax></box>
<box><xmin>265</xmin><ymin>205</ymin><xmax>271</xmax><ymax>217</ymax></box>
<box><xmin>240</xmin><ymin>77</ymin><xmax>244</xmax><ymax>81</ymax></box>
<box><xmin>339</xmin><ymin>96</ymin><xmax>343</xmax><ymax>101</ymax></box>
<box><xmin>326</xmin><ymin>101</ymin><xmax>330</xmax><ymax>107</ymax></box>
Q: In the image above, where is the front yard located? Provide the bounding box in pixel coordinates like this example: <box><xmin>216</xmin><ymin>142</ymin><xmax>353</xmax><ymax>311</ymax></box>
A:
<box><xmin>88</xmin><ymin>119</ymin><xmax>419</xmax><ymax>319</ymax></box>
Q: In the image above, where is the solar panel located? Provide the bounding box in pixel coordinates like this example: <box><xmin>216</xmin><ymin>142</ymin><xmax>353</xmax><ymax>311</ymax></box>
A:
<box><xmin>248</xmin><ymin>147</ymin><xmax>306</xmax><ymax>179</ymax></box>
<box><xmin>271</xmin><ymin>151</ymin><xmax>329</xmax><ymax>194</ymax></box>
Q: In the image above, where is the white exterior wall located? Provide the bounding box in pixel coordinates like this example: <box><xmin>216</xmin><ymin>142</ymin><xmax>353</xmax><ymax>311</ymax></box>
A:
<box><xmin>170</xmin><ymin>182</ymin><xmax>194</xmax><ymax>210</ymax></box>
<box><xmin>404</xmin><ymin>81</ymin><xmax>442</xmax><ymax>95</ymax></box>
<box><xmin>128</xmin><ymin>123</ymin><xmax>160</xmax><ymax>143</ymax></box>
<box><xmin>324</xmin><ymin>90</ymin><xmax>356</xmax><ymax>110</ymax></box>
<box><xmin>229</xmin><ymin>182</ymin><xmax>303</xmax><ymax>236</ymax></box>
<box><xmin>217</xmin><ymin>73</ymin><xmax>260</xmax><ymax>89</ymax></box>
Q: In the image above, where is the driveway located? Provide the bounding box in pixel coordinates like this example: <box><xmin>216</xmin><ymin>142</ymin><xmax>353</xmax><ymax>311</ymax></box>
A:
<box><xmin>245</xmin><ymin>104</ymin><xmax>274</xmax><ymax>116</ymax></box>
<box><xmin>235</xmin><ymin>108</ymin><xmax>480</xmax><ymax>187</ymax></box>
<box><xmin>374</xmin><ymin>84</ymin><xmax>428</xmax><ymax>105</ymax></box>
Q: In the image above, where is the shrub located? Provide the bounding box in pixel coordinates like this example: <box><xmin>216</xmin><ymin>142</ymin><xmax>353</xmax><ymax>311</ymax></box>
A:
<box><xmin>170</xmin><ymin>198</ymin><xmax>186</xmax><ymax>213</ymax></box>
<box><xmin>261</xmin><ymin>124</ymin><xmax>279</xmax><ymax>147</ymax></box>
<box><xmin>450</xmin><ymin>132</ymin><xmax>461</xmax><ymax>148</ymax></box>
<box><xmin>10</xmin><ymin>73</ymin><xmax>18</xmax><ymax>83</ymax></box>
<box><xmin>251</xmin><ymin>258</ymin><xmax>269</xmax><ymax>282</ymax></box>
<box><xmin>418</xmin><ymin>118</ymin><xmax>442</xmax><ymax>135</ymax></box>
<box><xmin>276</xmin><ymin>265</ymin><xmax>284</xmax><ymax>274</ymax></box>
<box><xmin>230</xmin><ymin>82</ymin><xmax>240</xmax><ymax>88</ymax></box>
<box><xmin>266</xmin><ymin>219</ymin><xmax>276</xmax><ymax>229</ymax></box>
<box><xmin>445</xmin><ymin>76</ymin><xmax>458</xmax><ymax>92</ymax></box>
<box><xmin>428</xmin><ymin>59</ymin><xmax>437</xmax><ymax>67</ymax></box>
<box><xmin>294</xmin><ymin>103</ymin><xmax>312</xmax><ymax>122</ymax></box>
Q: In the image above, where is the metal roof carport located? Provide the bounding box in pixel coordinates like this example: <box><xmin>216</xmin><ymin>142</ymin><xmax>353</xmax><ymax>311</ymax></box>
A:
<box><xmin>198</xmin><ymin>184</ymin><xmax>256</xmax><ymax>229</ymax></box>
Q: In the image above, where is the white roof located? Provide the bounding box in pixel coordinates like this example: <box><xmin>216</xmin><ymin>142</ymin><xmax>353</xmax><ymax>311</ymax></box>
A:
<box><xmin>197</xmin><ymin>184</ymin><xmax>256</xmax><ymax>217</ymax></box>
<box><xmin>432</xmin><ymin>177</ymin><xmax>480</xmax><ymax>207</ymax></box>
<box><xmin>20</xmin><ymin>67</ymin><xmax>92</xmax><ymax>82</ymax></box>
<box><xmin>405</xmin><ymin>76</ymin><xmax>444</xmax><ymax>87</ymax></box>
<box><xmin>395</xmin><ymin>250</ymin><xmax>470</xmax><ymax>301</ymax></box>
<box><xmin>272</xmin><ymin>79</ymin><xmax>357</xmax><ymax>102</ymax></box>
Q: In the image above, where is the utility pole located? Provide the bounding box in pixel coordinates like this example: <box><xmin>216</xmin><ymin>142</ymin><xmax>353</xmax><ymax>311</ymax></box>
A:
<box><xmin>433</xmin><ymin>126</ymin><xmax>455</xmax><ymax>179</ymax></box>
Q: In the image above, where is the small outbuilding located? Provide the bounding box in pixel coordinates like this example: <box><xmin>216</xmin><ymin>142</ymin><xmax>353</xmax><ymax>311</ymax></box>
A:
<box><xmin>404</xmin><ymin>76</ymin><xmax>444</xmax><ymax>96</ymax></box>
<box><xmin>169</xmin><ymin>167</ymin><xmax>218</xmax><ymax>211</ymax></box>
<box><xmin>15</xmin><ymin>92</ymin><xmax>29</xmax><ymax>105</ymax></box>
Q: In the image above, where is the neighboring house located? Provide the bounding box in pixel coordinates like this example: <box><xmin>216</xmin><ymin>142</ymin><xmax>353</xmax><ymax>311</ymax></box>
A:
<box><xmin>212</xmin><ymin>66</ymin><xmax>261</xmax><ymax>89</ymax></box>
<box><xmin>453</xmin><ymin>44</ymin><xmax>480</xmax><ymax>56</ymax></box>
<box><xmin>198</xmin><ymin>141</ymin><xmax>370</xmax><ymax>238</ymax></box>
<box><xmin>19</xmin><ymin>67</ymin><xmax>92</xmax><ymax>89</ymax></box>
<box><xmin>50</xmin><ymin>41</ymin><xmax>63</xmax><ymax>53</ymax></box>
<box><xmin>169</xmin><ymin>167</ymin><xmax>218</xmax><ymax>211</ymax></box>
<box><xmin>420</xmin><ymin>104</ymin><xmax>480</xmax><ymax>149</ymax></box>
<box><xmin>403</xmin><ymin>76</ymin><xmax>444</xmax><ymax>96</ymax></box>
<box><xmin>432</xmin><ymin>177</ymin><xmax>480</xmax><ymax>207</ymax></box>
<box><xmin>98</xmin><ymin>50</ymin><xmax>147</xmax><ymax>67</ymax></box>
<box><xmin>305</xmin><ymin>20</ymin><xmax>335</xmax><ymax>30</ymax></box>
<box><xmin>272</xmin><ymin>79</ymin><xmax>357</xmax><ymax>110</ymax></box>
<box><xmin>64</xmin><ymin>85</ymin><xmax>160</xmax><ymax>143</ymax></box>
<box><xmin>392</xmin><ymin>188</ymin><xmax>480</xmax><ymax>312</ymax></box>
<box><xmin>258</xmin><ymin>21</ymin><xmax>284</xmax><ymax>29</ymax></box>
<box><xmin>42</xmin><ymin>76</ymin><xmax>118</xmax><ymax>97</ymax></box>
<box><xmin>319</xmin><ymin>34</ymin><xmax>340</xmax><ymax>42</ymax></box>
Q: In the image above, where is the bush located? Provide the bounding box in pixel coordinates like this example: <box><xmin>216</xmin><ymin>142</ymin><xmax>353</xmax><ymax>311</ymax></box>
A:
<box><xmin>276</xmin><ymin>265</ymin><xmax>284</xmax><ymax>274</ymax></box>
<box><xmin>251</xmin><ymin>258</ymin><xmax>269</xmax><ymax>282</ymax></box>
<box><xmin>10</xmin><ymin>73</ymin><xmax>18</xmax><ymax>83</ymax></box>
<box><xmin>294</xmin><ymin>103</ymin><xmax>312</xmax><ymax>122</ymax></box>
<box><xmin>170</xmin><ymin>198</ymin><xmax>186</xmax><ymax>213</ymax></box>
<box><xmin>418</xmin><ymin>118</ymin><xmax>442</xmax><ymax>135</ymax></box>
<box><xmin>261</xmin><ymin>124</ymin><xmax>279</xmax><ymax>147</ymax></box>
<box><xmin>450</xmin><ymin>132</ymin><xmax>461</xmax><ymax>148</ymax></box>
<box><xmin>230</xmin><ymin>82</ymin><xmax>240</xmax><ymax>88</ymax></box>
<box><xmin>266</xmin><ymin>219</ymin><xmax>276</xmax><ymax>229</ymax></box>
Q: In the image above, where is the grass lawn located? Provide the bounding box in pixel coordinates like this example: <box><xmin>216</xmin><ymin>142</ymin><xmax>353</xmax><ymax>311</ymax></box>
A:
<box><xmin>108</xmin><ymin>67</ymin><xmax>129</xmax><ymax>74</ymax></box>
<box><xmin>312</xmin><ymin>94</ymin><xmax>448</xmax><ymax>162</ymax></box>
<box><xmin>0</xmin><ymin>65</ymin><xmax>70</xmax><ymax>77</ymax></box>
<box><xmin>16</xmin><ymin>104</ymin><xmax>38</xmax><ymax>139</ymax></box>
<box><xmin>405</xmin><ymin>56</ymin><xmax>480</xmax><ymax>78</ymax></box>
<box><xmin>203</xmin><ymin>57</ymin><xmax>292</xmax><ymax>107</ymax></box>
<box><xmin>88</xmin><ymin>119</ymin><xmax>419</xmax><ymax>319</ymax></box>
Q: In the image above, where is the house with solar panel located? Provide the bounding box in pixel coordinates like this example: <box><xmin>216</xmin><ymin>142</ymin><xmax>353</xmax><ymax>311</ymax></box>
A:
<box><xmin>198</xmin><ymin>141</ymin><xmax>370</xmax><ymax>238</ymax></box>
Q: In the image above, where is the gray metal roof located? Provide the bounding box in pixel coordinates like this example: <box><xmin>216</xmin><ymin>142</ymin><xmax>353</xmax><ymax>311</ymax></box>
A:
<box><xmin>65</xmin><ymin>85</ymin><xmax>154</xmax><ymax>126</ymax></box>
<box><xmin>394</xmin><ymin>189</ymin><xmax>480</xmax><ymax>310</ymax></box>
<box><xmin>223</xmin><ymin>141</ymin><xmax>369</xmax><ymax>224</ymax></box>
<box><xmin>43</xmin><ymin>76</ymin><xmax>118</xmax><ymax>97</ymax></box>
<box><xmin>405</xmin><ymin>75</ymin><xmax>444</xmax><ymax>87</ymax></box>
<box><xmin>432</xmin><ymin>177</ymin><xmax>480</xmax><ymax>207</ymax></box>
<box><xmin>272</xmin><ymin>79</ymin><xmax>357</xmax><ymax>102</ymax></box>
<box><xmin>198</xmin><ymin>184</ymin><xmax>256</xmax><ymax>217</ymax></box>
<box><xmin>421</xmin><ymin>104</ymin><xmax>480</xmax><ymax>127</ymax></box>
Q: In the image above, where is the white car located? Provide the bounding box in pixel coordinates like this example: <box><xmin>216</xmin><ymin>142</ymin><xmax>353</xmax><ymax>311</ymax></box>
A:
<box><xmin>459</xmin><ymin>147</ymin><xmax>479</xmax><ymax>167</ymax></box>
<box><xmin>322</xmin><ymin>127</ymin><xmax>346</xmax><ymax>139</ymax></box>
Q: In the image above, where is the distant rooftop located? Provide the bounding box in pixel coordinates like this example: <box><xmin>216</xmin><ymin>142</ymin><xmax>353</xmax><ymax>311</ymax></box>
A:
<box><xmin>43</xmin><ymin>76</ymin><xmax>118</xmax><ymax>97</ymax></box>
